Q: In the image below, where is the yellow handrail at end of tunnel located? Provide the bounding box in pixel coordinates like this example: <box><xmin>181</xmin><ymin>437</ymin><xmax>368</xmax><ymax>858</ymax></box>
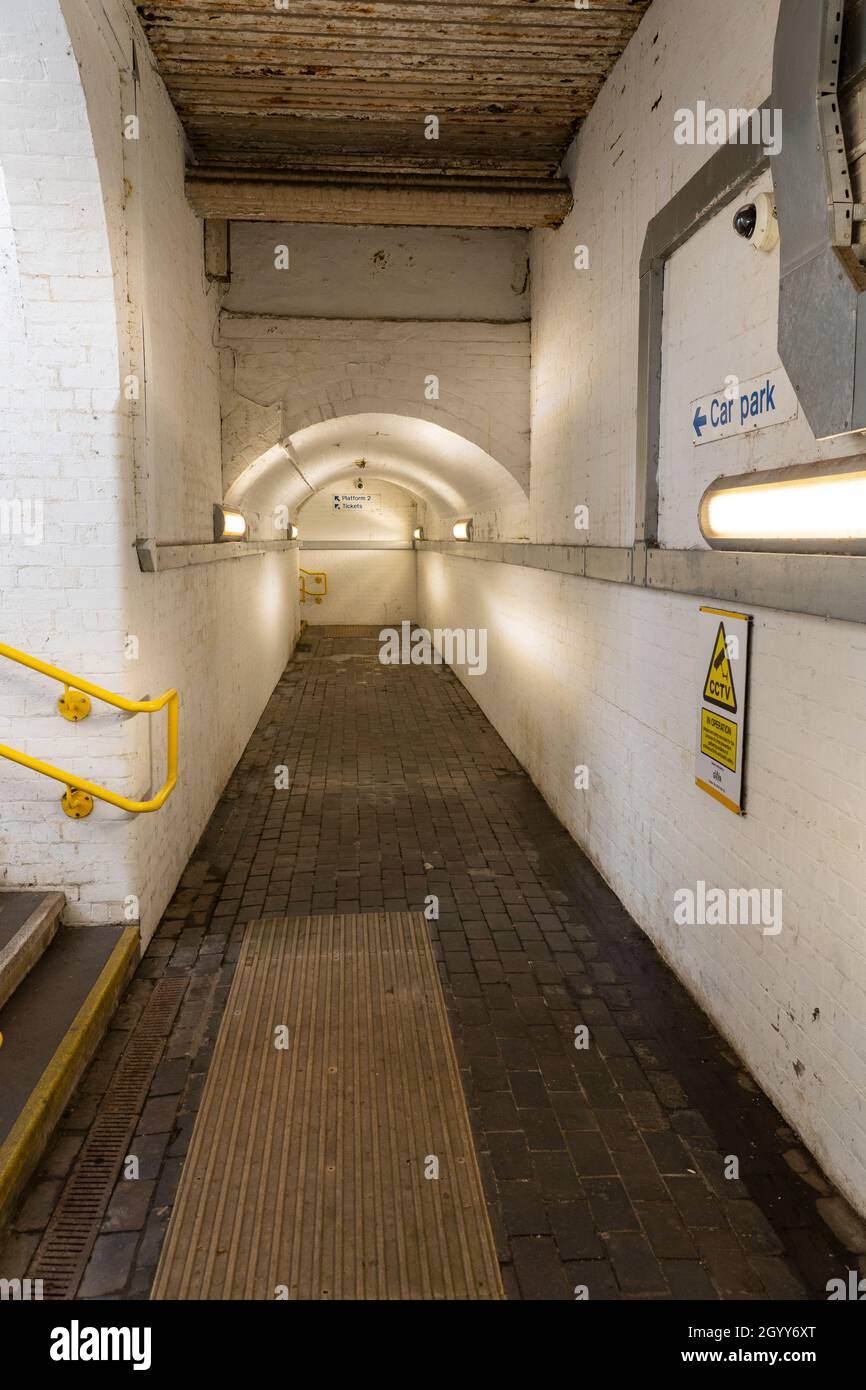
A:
<box><xmin>299</xmin><ymin>568</ymin><xmax>328</xmax><ymax>605</ymax></box>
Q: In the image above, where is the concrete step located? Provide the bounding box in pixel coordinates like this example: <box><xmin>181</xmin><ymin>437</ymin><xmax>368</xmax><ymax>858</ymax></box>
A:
<box><xmin>0</xmin><ymin>891</ymin><xmax>65</xmax><ymax>1014</ymax></box>
<box><xmin>0</xmin><ymin>922</ymin><xmax>139</xmax><ymax>1234</ymax></box>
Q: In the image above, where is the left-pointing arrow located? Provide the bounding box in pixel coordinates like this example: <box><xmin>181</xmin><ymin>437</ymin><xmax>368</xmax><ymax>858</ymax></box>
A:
<box><xmin>693</xmin><ymin>404</ymin><xmax>708</xmax><ymax>439</ymax></box>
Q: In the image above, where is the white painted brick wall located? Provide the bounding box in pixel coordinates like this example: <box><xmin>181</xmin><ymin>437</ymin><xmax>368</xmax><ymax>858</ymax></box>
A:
<box><xmin>299</xmin><ymin>474</ymin><xmax>417</xmax><ymax>543</ymax></box>
<box><xmin>418</xmin><ymin>550</ymin><xmax>866</xmax><ymax>1218</ymax></box>
<box><xmin>298</xmin><ymin>476</ymin><xmax>417</xmax><ymax>625</ymax></box>
<box><xmin>220</xmin><ymin>316</ymin><xmax>531</xmax><ymax>500</ymax></box>
<box><xmin>223</xmin><ymin>223</ymin><xmax>530</xmax><ymax>322</ymax></box>
<box><xmin>302</xmin><ymin>551</ymin><xmax>416</xmax><ymax>627</ymax></box>
<box><xmin>0</xmin><ymin>0</ymin><xmax>137</xmax><ymax>923</ymax></box>
<box><xmin>421</xmin><ymin>0</ymin><xmax>866</xmax><ymax>1220</ymax></box>
<box><xmin>0</xmin><ymin>0</ymin><xmax>298</xmax><ymax>939</ymax></box>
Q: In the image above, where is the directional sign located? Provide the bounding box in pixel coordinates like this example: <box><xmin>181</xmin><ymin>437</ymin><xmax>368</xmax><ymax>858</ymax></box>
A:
<box><xmin>332</xmin><ymin>493</ymin><xmax>382</xmax><ymax>512</ymax></box>
<box><xmin>695</xmin><ymin>607</ymin><xmax>751</xmax><ymax>815</ymax></box>
<box><xmin>690</xmin><ymin>369</ymin><xmax>797</xmax><ymax>446</ymax></box>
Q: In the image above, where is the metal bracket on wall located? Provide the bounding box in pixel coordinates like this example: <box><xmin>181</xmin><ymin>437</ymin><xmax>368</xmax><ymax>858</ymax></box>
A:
<box><xmin>635</xmin><ymin>119</ymin><xmax>770</xmax><ymax>546</ymax></box>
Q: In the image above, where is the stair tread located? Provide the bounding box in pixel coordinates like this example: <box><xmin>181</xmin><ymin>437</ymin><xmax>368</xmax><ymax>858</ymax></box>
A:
<box><xmin>0</xmin><ymin>924</ymin><xmax>124</xmax><ymax>1150</ymax></box>
<box><xmin>0</xmin><ymin>892</ymin><xmax>52</xmax><ymax>954</ymax></box>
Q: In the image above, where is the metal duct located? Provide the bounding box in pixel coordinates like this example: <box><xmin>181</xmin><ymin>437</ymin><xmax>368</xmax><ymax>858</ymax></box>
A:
<box><xmin>773</xmin><ymin>0</ymin><xmax>866</xmax><ymax>437</ymax></box>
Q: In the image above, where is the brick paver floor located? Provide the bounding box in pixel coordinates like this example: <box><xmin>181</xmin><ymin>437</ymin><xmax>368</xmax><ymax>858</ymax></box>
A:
<box><xmin>2</xmin><ymin>628</ymin><xmax>859</xmax><ymax>1299</ymax></box>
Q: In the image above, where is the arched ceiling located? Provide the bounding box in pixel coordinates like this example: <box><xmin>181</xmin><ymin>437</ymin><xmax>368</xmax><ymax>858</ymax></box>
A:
<box><xmin>226</xmin><ymin>412</ymin><xmax>529</xmax><ymax>529</ymax></box>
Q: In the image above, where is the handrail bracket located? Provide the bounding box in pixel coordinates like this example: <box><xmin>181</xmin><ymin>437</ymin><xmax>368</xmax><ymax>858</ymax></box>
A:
<box><xmin>58</xmin><ymin>686</ymin><xmax>91</xmax><ymax>723</ymax></box>
<box><xmin>62</xmin><ymin>787</ymin><xmax>94</xmax><ymax>820</ymax></box>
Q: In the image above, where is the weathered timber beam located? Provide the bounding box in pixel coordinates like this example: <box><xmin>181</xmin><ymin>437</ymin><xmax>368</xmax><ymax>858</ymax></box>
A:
<box><xmin>203</xmin><ymin>218</ymin><xmax>231</xmax><ymax>281</ymax></box>
<box><xmin>185</xmin><ymin>171</ymin><xmax>572</xmax><ymax>228</ymax></box>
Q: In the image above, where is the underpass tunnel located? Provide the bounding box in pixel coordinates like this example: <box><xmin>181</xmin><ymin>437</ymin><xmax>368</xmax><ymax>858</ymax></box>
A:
<box><xmin>226</xmin><ymin>412</ymin><xmax>530</xmax><ymax>625</ymax></box>
<box><xmin>294</xmin><ymin>475</ymin><xmax>421</xmax><ymax>627</ymax></box>
<box><xmin>2</xmin><ymin>0</ymin><xmax>866</xmax><ymax>1328</ymax></box>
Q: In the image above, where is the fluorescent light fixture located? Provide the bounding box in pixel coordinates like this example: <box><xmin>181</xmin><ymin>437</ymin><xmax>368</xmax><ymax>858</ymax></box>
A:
<box><xmin>213</xmin><ymin>505</ymin><xmax>247</xmax><ymax>541</ymax></box>
<box><xmin>452</xmin><ymin>518</ymin><xmax>473</xmax><ymax>541</ymax></box>
<box><xmin>699</xmin><ymin>460</ymin><xmax>866</xmax><ymax>554</ymax></box>
<box><xmin>413</xmin><ymin>526</ymin><xmax>424</xmax><ymax>541</ymax></box>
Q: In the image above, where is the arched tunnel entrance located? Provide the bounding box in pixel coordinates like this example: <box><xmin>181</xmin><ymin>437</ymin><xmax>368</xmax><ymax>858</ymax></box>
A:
<box><xmin>225</xmin><ymin>411</ymin><xmax>529</xmax><ymax>626</ymax></box>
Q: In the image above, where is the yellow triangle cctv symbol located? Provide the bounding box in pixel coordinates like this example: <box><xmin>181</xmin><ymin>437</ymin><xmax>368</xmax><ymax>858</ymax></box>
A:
<box><xmin>703</xmin><ymin>622</ymin><xmax>737</xmax><ymax>714</ymax></box>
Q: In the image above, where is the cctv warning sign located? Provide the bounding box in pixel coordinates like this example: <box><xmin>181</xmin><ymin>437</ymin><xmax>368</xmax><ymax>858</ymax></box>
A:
<box><xmin>695</xmin><ymin>607</ymin><xmax>751</xmax><ymax>815</ymax></box>
<box><xmin>703</xmin><ymin>622</ymin><xmax>738</xmax><ymax>713</ymax></box>
<box><xmin>700</xmin><ymin>708</ymin><xmax>737</xmax><ymax>773</ymax></box>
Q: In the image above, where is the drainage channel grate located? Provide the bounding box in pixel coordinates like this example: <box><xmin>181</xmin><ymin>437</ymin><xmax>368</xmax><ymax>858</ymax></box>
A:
<box><xmin>30</xmin><ymin>976</ymin><xmax>187</xmax><ymax>1299</ymax></box>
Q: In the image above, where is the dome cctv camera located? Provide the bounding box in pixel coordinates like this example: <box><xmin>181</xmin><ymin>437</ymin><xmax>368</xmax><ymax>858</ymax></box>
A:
<box><xmin>732</xmin><ymin>192</ymin><xmax>779</xmax><ymax>252</ymax></box>
<box><xmin>733</xmin><ymin>204</ymin><xmax>758</xmax><ymax>239</ymax></box>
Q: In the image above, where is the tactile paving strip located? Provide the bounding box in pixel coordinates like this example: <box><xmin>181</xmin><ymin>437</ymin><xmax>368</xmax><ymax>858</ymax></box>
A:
<box><xmin>152</xmin><ymin>913</ymin><xmax>502</xmax><ymax>1300</ymax></box>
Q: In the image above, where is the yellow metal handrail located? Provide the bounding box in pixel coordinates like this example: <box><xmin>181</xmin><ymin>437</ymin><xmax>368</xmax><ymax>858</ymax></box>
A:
<box><xmin>299</xmin><ymin>568</ymin><xmax>328</xmax><ymax>605</ymax></box>
<box><xmin>0</xmin><ymin>641</ymin><xmax>179</xmax><ymax>819</ymax></box>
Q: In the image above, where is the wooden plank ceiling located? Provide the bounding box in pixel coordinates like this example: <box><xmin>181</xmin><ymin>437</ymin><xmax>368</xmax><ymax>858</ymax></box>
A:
<box><xmin>135</xmin><ymin>0</ymin><xmax>653</xmax><ymax>227</ymax></box>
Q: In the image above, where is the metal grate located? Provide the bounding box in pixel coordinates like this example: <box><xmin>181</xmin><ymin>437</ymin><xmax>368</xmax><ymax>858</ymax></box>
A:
<box><xmin>29</xmin><ymin>976</ymin><xmax>186</xmax><ymax>1299</ymax></box>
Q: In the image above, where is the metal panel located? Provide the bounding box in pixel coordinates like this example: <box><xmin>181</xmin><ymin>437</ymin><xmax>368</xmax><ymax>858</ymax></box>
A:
<box><xmin>635</xmin><ymin>132</ymin><xmax>770</xmax><ymax>544</ymax></box>
<box><xmin>778</xmin><ymin>248</ymin><xmax>858</xmax><ymax>433</ymax></box>
<box><xmin>773</xmin><ymin>0</ymin><xmax>866</xmax><ymax>437</ymax></box>
<box><xmin>774</xmin><ymin>1</ymin><xmax>841</xmax><ymax>275</ymax></box>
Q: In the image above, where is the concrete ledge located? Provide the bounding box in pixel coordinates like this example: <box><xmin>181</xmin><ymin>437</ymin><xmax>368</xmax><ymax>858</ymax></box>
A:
<box><xmin>0</xmin><ymin>925</ymin><xmax>139</xmax><ymax>1233</ymax></box>
<box><xmin>136</xmin><ymin>539</ymin><xmax>297</xmax><ymax>573</ymax></box>
<box><xmin>544</xmin><ymin>546</ymin><xmax>579</xmax><ymax>575</ymax></box>
<box><xmin>420</xmin><ymin>540</ymin><xmax>622</xmax><ymax>581</ymax></box>
<box><xmin>418</xmin><ymin>540</ymin><xmax>866</xmax><ymax>624</ymax></box>
<box><xmin>584</xmin><ymin>547</ymin><xmax>632</xmax><ymax>584</ymax></box>
<box><xmin>300</xmin><ymin>540</ymin><xmax>414</xmax><ymax>551</ymax></box>
<box><xmin>646</xmin><ymin>548</ymin><xmax>866</xmax><ymax>625</ymax></box>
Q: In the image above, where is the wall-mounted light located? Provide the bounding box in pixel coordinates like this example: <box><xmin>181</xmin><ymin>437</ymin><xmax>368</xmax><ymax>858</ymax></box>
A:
<box><xmin>699</xmin><ymin>459</ymin><xmax>866</xmax><ymax>554</ymax></box>
<box><xmin>413</xmin><ymin>526</ymin><xmax>424</xmax><ymax>541</ymax></box>
<box><xmin>289</xmin><ymin>524</ymin><xmax>299</xmax><ymax>540</ymax></box>
<box><xmin>213</xmin><ymin>504</ymin><xmax>247</xmax><ymax>541</ymax></box>
<box><xmin>452</xmin><ymin>518</ymin><xmax>474</xmax><ymax>542</ymax></box>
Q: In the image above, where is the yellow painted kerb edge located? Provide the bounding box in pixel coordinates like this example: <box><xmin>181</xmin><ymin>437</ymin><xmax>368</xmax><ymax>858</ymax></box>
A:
<box><xmin>0</xmin><ymin>925</ymin><xmax>139</xmax><ymax>1228</ymax></box>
